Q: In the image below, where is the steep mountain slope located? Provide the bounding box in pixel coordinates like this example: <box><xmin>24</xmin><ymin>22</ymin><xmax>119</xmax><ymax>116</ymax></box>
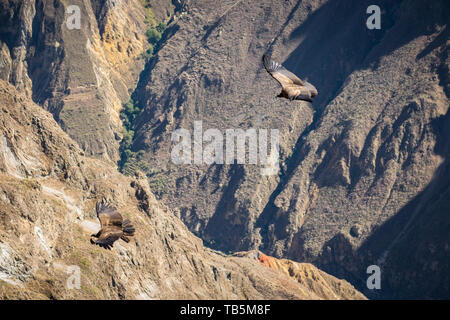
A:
<box><xmin>133</xmin><ymin>0</ymin><xmax>319</xmax><ymax>251</ymax></box>
<box><xmin>237</xmin><ymin>250</ymin><xmax>364</xmax><ymax>300</ymax></box>
<box><xmin>0</xmin><ymin>80</ymin><xmax>365</xmax><ymax>299</ymax></box>
<box><xmin>0</xmin><ymin>0</ymin><xmax>166</xmax><ymax>162</ymax></box>
<box><xmin>357</xmin><ymin>106</ymin><xmax>450</xmax><ymax>299</ymax></box>
<box><xmin>129</xmin><ymin>0</ymin><xmax>449</xmax><ymax>298</ymax></box>
<box><xmin>0</xmin><ymin>0</ymin><xmax>447</xmax><ymax>299</ymax></box>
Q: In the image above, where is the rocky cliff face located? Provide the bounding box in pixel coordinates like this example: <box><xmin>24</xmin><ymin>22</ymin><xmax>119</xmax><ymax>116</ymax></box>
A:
<box><xmin>0</xmin><ymin>80</ymin><xmax>365</xmax><ymax>299</ymax></box>
<box><xmin>128</xmin><ymin>0</ymin><xmax>449</xmax><ymax>298</ymax></box>
<box><xmin>0</xmin><ymin>0</ymin><xmax>154</xmax><ymax>162</ymax></box>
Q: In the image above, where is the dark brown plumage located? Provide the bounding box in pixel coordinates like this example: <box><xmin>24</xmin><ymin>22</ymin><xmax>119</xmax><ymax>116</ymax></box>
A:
<box><xmin>263</xmin><ymin>55</ymin><xmax>318</xmax><ymax>102</ymax></box>
<box><xmin>90</xmin><ymin>202</ymin><xmax>135</xmax><ymax>250</ymax></box>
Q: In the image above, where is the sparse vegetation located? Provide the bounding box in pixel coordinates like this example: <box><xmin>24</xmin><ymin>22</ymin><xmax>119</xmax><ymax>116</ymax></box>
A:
<box><xmin>120</xmin><ymin>148</ymin><xmax>151</xmax><ymax>177</ymax></box>
<box><xmin>156</xmin><ymin>22</ymin><xmax>167</xmax><ymax>33</ymax></box>
<box><xmin>118</xmin><ymin>99</ymin><xmax>167</xmax><ymax>195</ymax></box>
<box><xmin>118</xmin><ymin>98</ymin><xmax>142</xmax><ymax>173</ymax></box>
<box><xmin>142</xmin><ymin>44</ymin><xmax>154</xmax><ymax>61</ymax></box>
<box><xmin>120</xmin><ymin>99</ymin><xmax>140</xmax><ymax>129</ymax></box>
<box><xmin>140</xmin><ymin>1</ymin><xmax>157</xmax><ymax>25</ymax></box>
<box><xmin>147</xmin><ymin>170</ymin><xmax>167</xmax><ymax>195</ymax></box>
<box><xmin>22</xmin><ymin>178</ymin><xmax>40</xmax><ymax>190</ymax></box>
<box><xmin>119</xmin><ymin>9</ymin><xmax>170</xmax><ymax>188</ymax></box>
<box><xmin>142</xmin><ymin>25</ymin><xmax>164</xmax><ymax>61</ymax></box>
<box><xmin>139</xmin><ymin>2</ymin><xmax>168</xmax><ymax>62</ymax></box>
<box><xmin>69</xmin><ymin>251</ymin><xmax>90</xmax><ymax>271</ymax></box>
<box><xmin>146</xmin><ymin>28</ymin><xmax>162</xmax><ymax>44</ymax></box>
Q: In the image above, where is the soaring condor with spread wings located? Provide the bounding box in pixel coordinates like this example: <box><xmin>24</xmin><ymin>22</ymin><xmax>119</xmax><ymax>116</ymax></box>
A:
<box><xmin>90</xmin><ymin>202</ymin><xmax>135</xmax><ymax>250</ymax></box>
<box><xmin>263</xmin><ymin>55</ymin><xmax>318</xmax><ymax>102</ymax></box>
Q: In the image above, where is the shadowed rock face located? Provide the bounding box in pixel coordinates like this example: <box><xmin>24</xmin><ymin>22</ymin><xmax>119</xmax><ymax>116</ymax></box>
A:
<box><xmin>0</xmin><ymin>80</ymin><xmax>365</xmax><ymax>299</ymax></box>
<box><xmin>127</xmin><ymin>0</ymin><xmax>449</xmax><ymax>298</ymax></box>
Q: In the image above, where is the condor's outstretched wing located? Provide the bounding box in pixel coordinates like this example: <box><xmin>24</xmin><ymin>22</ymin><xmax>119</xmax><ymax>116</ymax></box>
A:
<box><xmin>94</xmin><ymin>227</ymin><xmax>122</xmax><ymax>249</ymax></box>
<box><xmin>303</xmin><ymin>80</ymin><xmax>318</xmax><ymax>98</ymax></box>
<box><xmin>263</xmin><ymin>55</ymin><xmax>303</xmax><ymax>87</ymax></box>
<box><xmin>92</xmin><ymin>202</ymin><xmax>134</xmax><ymax>250</ymax></box>
<box><xmin>96</xmin><ymin>202</ymin><xmax>123</xmax><ymax>228</ymax></box>
<box><xmin>262</xmin><ymin>55</ymin><xmax>318</xmax><ymax>102</ymax></box>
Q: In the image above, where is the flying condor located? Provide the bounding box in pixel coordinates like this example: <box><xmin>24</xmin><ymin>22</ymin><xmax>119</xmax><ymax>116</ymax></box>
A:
<box><xmin>90</xmin><ymin>202</ymin><xmax>135</xmax><ymax>250</ymax></box>
<box><xmin>262</xmin><ymin>55</ymin><xmax>318</xmax><ymax>102</ymax></box>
